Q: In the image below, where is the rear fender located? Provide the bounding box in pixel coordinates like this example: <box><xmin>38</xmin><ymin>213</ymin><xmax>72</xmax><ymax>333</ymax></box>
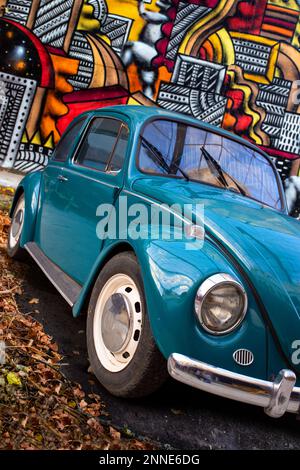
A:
<box><xmin>9</xmin><ymin>171</ymin><xmax>42</xmax><ymax>247</ymax></box>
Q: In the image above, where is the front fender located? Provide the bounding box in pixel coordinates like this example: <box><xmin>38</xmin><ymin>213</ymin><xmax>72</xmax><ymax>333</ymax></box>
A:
<box><xmin>10</xmin><ymin>171</ymin><xmax>42</xmax><ymax>247</ymax></box>
<box><xmin>75</xmin><ymin>236</ymin><xmax>268</xmax><ymax>381</ymax></box>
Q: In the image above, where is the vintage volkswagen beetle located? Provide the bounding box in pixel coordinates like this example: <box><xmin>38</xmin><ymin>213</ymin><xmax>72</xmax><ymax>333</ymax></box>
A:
<box><xmin>7</xmin><ymin>106</ymin><xmax>300</xmax><ymax>418</ymax></box>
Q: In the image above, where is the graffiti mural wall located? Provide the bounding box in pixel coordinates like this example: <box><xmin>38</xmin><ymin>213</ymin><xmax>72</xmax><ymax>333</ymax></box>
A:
<box><xmin>0</xmin><ymin>1</ymin><xmax>299</xmax><ymax>198</ymax></box>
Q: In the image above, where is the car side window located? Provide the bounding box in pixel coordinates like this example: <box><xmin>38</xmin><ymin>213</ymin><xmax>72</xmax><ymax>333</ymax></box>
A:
<box><xmin>52</xmin><ymin>117</ymin><xmax>85</xmax><ymax>162</ymax></box>
<box><xmin>75</xmin><ymin>117</ymin><xmax>123</xmax><ymax>172</ymax></box>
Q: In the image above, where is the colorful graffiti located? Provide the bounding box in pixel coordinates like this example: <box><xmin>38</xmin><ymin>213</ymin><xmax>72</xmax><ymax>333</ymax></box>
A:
<box><xmin>0</xmin><ymin>0</ymin><xmax>299</xmax><ymax>196</ymax></box>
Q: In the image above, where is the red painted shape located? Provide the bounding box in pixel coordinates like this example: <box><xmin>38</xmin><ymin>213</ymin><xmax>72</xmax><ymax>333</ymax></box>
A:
<box><xmin>57</xmin><ymin>86</ymin><xmax>129</xmax><ymax>134</ymax></box>
<box><xmin>259</xmin><ymin>146</ymin><xmax>300</xmax><ymax>161</ymax></box>
<box><xmin>224</xmin><ymin>83</ymin><xmax>256</xmax><ymax>141</ymax></box>
<box><xmin>63</xmin><ymin>86</ymin><xmax>129</xmax><ymax>104</ymax></box>
<box><xmin>153</xmin><ymin>0</ymin><xmax>219</xmax><ymax>71</ymax></box>
<box><xmin>262</xmin><ymin>16</ymin><xmax>297</xmax><ymax>30</ymax></box>
<box><xmin>226</xmin><ymin>0</ymin><xmax>268</xmax><ymax>35</ymax></box>
<box><xmin>46</xmin><ymin>45</ymin><xmax>67</xmax><ymax>57</ymax></box>
<box><xmin>3</xmin><ymin>19</ymin><xmax>54</xmax><ymax>88</ymax></box>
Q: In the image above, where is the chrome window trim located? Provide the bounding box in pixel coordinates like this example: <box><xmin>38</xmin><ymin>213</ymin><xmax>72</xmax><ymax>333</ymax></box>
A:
<box><xmin>70</xmin><ymin>115</ymin><xmax>129</xmax><ymax>175</ymax></box>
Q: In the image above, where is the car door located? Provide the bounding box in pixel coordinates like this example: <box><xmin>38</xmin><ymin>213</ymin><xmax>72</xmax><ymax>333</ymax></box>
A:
<box><xmin>35</xmin><ymin>115</ymin><xmax>88</xmax><ymax>268</ymax></box>
<box><xmin>37</xmin><ymin>114</ymin><xmax>129</xmax><ymax>285</ymax></box>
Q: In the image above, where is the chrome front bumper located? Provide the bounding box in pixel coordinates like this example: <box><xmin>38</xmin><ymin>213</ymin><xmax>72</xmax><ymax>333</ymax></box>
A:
<box><xmin>168</xmin><ymin>353</ymin><xmax>300</xmax><ymax>418</ymax></box>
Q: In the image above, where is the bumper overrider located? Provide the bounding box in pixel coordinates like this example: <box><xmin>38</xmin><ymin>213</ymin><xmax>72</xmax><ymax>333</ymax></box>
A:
<box><xmin>168</xmin><ymin>353</ymin><xmax>300</xmax><ymax>418</ymax></box>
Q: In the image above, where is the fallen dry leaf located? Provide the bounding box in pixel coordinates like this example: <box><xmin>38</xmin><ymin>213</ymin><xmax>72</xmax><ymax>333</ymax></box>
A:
<box><xmin>0</xmin><ymin>196</ymin><xmax>156</xmax><ymax>450</ymax></box>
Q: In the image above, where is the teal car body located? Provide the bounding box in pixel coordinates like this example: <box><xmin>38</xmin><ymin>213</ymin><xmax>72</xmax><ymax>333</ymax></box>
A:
<box><xmin>10</xmin><ymin>106</ymin><xmax>300</xmax><ymax>417</ymax></box>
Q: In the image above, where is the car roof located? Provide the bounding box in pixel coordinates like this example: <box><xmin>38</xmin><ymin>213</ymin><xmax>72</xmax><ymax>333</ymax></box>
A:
<box><xmin>85</xmin><ymin>105</ymin><xmax>270</xmax><ymax>158</ymax></box>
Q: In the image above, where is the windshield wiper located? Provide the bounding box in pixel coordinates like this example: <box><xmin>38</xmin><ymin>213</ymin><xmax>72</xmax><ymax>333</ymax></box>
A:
<box><xmin>141</xmin><ymin>137</ymin><xmax>190</xmax><ymax>181</ymax></box>
<box><xmin>200</xmin><ymin>147</ymin><xmax>247</xmax><ymax>197</ymax></box>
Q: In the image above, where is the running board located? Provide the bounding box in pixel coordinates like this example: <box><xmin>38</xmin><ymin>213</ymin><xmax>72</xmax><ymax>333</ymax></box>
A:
<box><xmin>25</xmin><ymin>242</ymin><xmax>81</xmax><ymax>307</ymax></box>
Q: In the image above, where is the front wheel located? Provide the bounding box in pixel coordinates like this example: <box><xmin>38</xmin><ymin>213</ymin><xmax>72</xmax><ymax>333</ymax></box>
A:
<box><xmin>86</xmin><ymin>252</ymin><xmax>168</xmax><ymax>398</ymax></box>
<box><xmin>7</xmin><ymin>194</ymin><xmax>27</xmax><ymax>261</ymax></box>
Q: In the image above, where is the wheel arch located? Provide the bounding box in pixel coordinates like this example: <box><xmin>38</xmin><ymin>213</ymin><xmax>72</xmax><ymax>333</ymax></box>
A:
<box><xmin>9</xmin><ymin>186</ymin><xmax>24</xmax><ymax>217</ymax></box>
<box><xmin>73</xmin><ymin>240</ymin><xmax>136</xmax><ymax>317</ymax></box>
<box><xmin>10</xmin><ymin>171</ymin><xmax>43</xmax><ymax>247</ymax></box>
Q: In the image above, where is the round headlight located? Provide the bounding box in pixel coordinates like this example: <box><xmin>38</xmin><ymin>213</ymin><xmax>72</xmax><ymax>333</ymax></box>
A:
<box><xmin>195</xmin><ymin>274</ymin><xmax>247</xmax><ymax>335</ymax></box>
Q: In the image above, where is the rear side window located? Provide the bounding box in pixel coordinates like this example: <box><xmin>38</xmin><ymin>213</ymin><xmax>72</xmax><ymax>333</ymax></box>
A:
<box><xmin>53</xmin><ymin>117</ymin><xmax>85</xmax><ymax>162</ymax></box>
<box><xmin>75</xmin><ymin>118</ymin><xmax>126</xmax><ymax>172</ymax></box>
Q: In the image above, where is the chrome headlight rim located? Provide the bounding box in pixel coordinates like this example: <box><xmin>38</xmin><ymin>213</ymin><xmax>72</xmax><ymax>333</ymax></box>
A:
<box><xmin>195</xmin><ymin>273</ymin><xmax>248</xmax><ymax>336</ymax></box>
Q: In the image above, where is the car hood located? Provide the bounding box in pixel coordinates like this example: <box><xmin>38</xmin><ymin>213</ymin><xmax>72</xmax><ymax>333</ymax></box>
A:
<box><xmin>133</xmin><ymin>177</ymin><xmax>300</xmax><ymax>372</ymax></box>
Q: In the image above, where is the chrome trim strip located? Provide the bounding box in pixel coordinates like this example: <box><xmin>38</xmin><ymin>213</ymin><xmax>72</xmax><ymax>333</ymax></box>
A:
<box><xmin>25</xmin><ymin>243</ymin><xmax>79</xmax><ymax>307</ymax></box>
<box><xmin>62</xmin><ymin>167</ymin><xmax>117</xmax><ymax>189</ymax></box>
<box><xmin>168</xmin><ymin>353</ymin><xmax>300</xmax><ymax>418</ymax></box>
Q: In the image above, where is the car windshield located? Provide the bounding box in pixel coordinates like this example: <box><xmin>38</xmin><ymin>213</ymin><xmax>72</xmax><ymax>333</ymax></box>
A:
<box><xmin>138</xmin><ymin>119</ymin><xmax>283</xmax><ymax>211</ymax></box>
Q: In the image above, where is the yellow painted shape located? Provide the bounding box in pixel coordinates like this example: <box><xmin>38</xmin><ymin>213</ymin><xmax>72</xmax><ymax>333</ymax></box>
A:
<box><xmin>179</xmin><ymin>0</ymin><xmax>236</xmax><ymax>55</ymax></box>
<box><xmin>227</xmin><ymin>69</ymin><xmax>263</xmax><ymax>145</ymax></box>
<box><xmin>267</xmin><ymin>0</ymin><xmax>299</xmax><ymax>11</ymax></box>
<box><xmin>21</xmin><ymin>131</ymin><xmax>28</xmax><ymax>144</ymax></box>
<box><xmin>230</xmin><ymin>33</ymin><xmax>279</xmax><ymax>84</ymax></box>
<box><xmin>77</xmin><ymin>0</ymin><xmax>101</xmax><ymax>32</ymax></box>
<box><xmin>127</xmin><ymin>96</ymin><xmax>142</xmax><ymax>106</ymax></box>
<box><xmin>97</xmin><ymin>33</ymin><xmax>111</xmax><ymax>45</ymax></box>
<box><xmin>31</xmin><ymin>130</ymin><xmax>42</xmax><ymax>145</ymax></box>
<box><xmin>230</xmin><ymin>31</ymin><xmax>277</xmax><ymax>47</ymax></box>
<box><xmin>208</xmin><ymin>32</ymin><xmax>222</xmax><ymax>64</ymax></box>
<box><xmin>44</xmin><ymin>132</ymin><xmax>54</xmax><ymax>149</ymax></box>
<box><xmin>208</xmin><ymin>28</ymin><xmax>235</xmax><ymax>65</ymax></box>
<box><xmin>106</xmin><ymin>0</ymin><xmax>160</xmax><ymax>42</ymax></box>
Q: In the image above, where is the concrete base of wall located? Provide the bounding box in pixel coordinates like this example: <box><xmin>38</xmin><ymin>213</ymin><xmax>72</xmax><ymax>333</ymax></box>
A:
<box><xmin>0</xmin><ymin>170</ymin><xmax>23</xmax><ymax>189</ymax></box>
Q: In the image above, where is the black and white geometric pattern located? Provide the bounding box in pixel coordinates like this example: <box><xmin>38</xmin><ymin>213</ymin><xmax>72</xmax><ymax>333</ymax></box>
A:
<box><xmin>101</xmin><ymin>14</ymin><xmax>132</xmax><ymax>54</ymax></box>
<box><xmin>14</xmin><ymin>143</ymin><xmax>52</xmax><ymax>173</ymax></box>
<box><xmin>33</xmin><ymin>0</ymin><xmax>74</xmax><ymax>48</ymax></box>
<box><xmin>274</xmin><ymin>112</ymin><xmax>300</xmax><ymax>154</ymax></box>
<box><xmin>158</xmin><ymin>83</ymin><xmax>227</xmax><ymax>127</ymax></box>
<box><xmin>68</xmin><ymin>32</ymin><xmax>94</xmax><ymax>90</ymax></box>
<box><xmin>88</xmin><ymin>0</ymin><xmax>107</xmax><ymax>23</ymax></box>
<box><xmin>232</xmin><ymin>38</ymin><xmax>272</xmax><ymax>76</ymax></box>
<box><xmin>165</xmin><ymin>3</ymin><xmax>210</xmax><ymax>61</ymax></box>
<box><xmin>271</xmin><ymin>156</ymin><xmax>293</xmax><ymax>181</ymax></box>
<box><xmin>0</xmin><ymin>86</ymin><xmax>9</xmax><ymax>132</ymax></box>
<box><xmin>158</xmin><ymin>55</ymin><xmax>227</xmax><ymax>127</ymax></box>
<box><xmin>4</xmin><ymin>0</ymin><xmax>33</xmax><ymax>25</ymax></box>
<box><xmin>0</xmin><ymin>72</ymin><xmax>37</xmax><ymax>169</ymax></box>
<box><xmin>172</xmin><ymin>55</ymin><xmax>226</xmax><ymax>94</ymax></box>
<box><xmin>256</xmin><ymin>78</ymin><xmax>292</xmax><ymax>140</ymax></box>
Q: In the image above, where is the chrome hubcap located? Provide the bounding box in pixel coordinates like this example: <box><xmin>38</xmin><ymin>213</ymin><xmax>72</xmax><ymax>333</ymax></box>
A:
<box><xmin>93</xmin><ymin>274</ymin><xmax>143</xmax><ymax>373</ymax></box>
<box><xmin>9</xmin><ymin>198</ymin><xmax>24</xmax><ymax>249</ymax></box>
<box><xmin>101</xmin><ymin>293</ymin><xmax>132</xmax><ymax>353</ymax></box>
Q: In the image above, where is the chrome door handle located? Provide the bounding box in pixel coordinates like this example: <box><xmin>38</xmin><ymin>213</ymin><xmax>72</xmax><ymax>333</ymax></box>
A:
<box><xmin>57</xmin><ymin>175</ymin><xmax>68</xmax><ymax>182</ymax></box>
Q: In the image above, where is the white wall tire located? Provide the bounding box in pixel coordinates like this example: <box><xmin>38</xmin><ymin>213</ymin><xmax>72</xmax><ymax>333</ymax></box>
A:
<box><xmin>87</xmin><ymin>252</ymin><xmax>168</xmax><ymax>398</ymax></box>
<box><xmin>7</xmin><ymin>194</ymin><xmax>27</xmax><ymax>261</ymax></box>
<box><xmin>93</xmin><ymin>273</ymin><xmax>143</xmax><ymax>373</ymax></box>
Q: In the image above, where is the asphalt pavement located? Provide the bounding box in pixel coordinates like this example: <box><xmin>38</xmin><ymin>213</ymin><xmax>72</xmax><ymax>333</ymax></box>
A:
<box><xmin>15</xmin><ymin>259</ymin><xmax>300</xmax><ymax>450</ymax></box>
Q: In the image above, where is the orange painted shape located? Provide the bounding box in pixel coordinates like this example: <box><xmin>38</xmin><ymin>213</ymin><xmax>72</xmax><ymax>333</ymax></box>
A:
<box><xmin>40</xmin><ymin>54</ymin><xmax>79</xmax><ymax>144</ymax></box>
<box><xmin>261</xmin><ymin>24</ymin><xmax>294</xmax><ymax>37</ymax></box>
<box><xmin>266</xmin><ymin>4</ymin><xmax>299</xmax><ymax>17</ymax></box>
